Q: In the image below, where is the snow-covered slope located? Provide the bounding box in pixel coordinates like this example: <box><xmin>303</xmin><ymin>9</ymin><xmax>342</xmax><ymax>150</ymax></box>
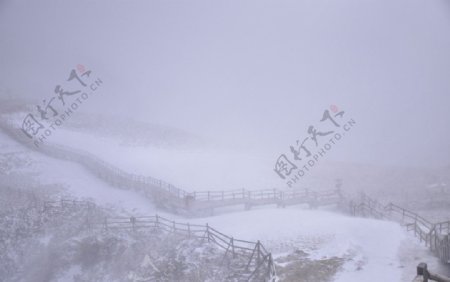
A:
<box><xmin>0</xmin><ymin>130</ymin><xmax>158</xmax><ymax>215</ymax></box>
<box><xmin>1</xmin><ymin>124</ymin><xmax>446</xmax><ymax>281</ymax></box>
<box><xmin>4</xmin><ymin>110</ymin><xmax>282</xmax><ymax>192</ymax></box>
<box><xmin>4</xmin><ymin>110</ymin><xmax>439</xmax><ymax>197</ymax></box>
<box><xmin>191</xmin><ymin>207</ymin><xmax>444</xmax><ymax>282</ymax></box>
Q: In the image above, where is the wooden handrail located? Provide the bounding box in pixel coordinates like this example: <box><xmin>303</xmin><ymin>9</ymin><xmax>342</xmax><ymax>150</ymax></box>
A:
<box><xmin>351</xmin><ymin>194</ymin><xmax>450</xmax><ymax>265</ymax></box>
<box><xmin>38</xmin><ymin>197</ymin><xmax>277</xmax><ymax>281</ymax></box>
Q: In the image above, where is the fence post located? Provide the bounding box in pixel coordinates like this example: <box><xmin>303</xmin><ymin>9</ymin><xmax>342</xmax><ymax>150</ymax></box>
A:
<box><xmin>231</xmin><ymin>237</ymin><xmax>235</xmax><ymax>258</ymax></box>
<box><xmin>267</xmin><ymin>253</ymin><xmax>275</xmax><ymax>278</ymax></box>
<box><xmin>435</xmin><ymin>227</ymin><xmax>439</xmax><ymax>252</ymax></box>
<box><xmin>206</xmin><ymin>223</ymin><xmax>211</xmax><ymax>242</ymax></box>
<box><xmin>429</xmin><ymin>226</ymin><xmax>434</xmax><ymax>251</ymax></box>
<box><xmin>155</xmin><ymin>214</ymin><xmax>159</xmax><ymax>229</ymax></box>
<box><xmin>415</xmin><ymin>215</ymin><xmax>419</xmax><ymax>240</ymax></box>
<box><xmin>131</xmin><ymin>216</ymin><xmax>136</xmax><ymax>232</ymax></box>
<box><xmin>257</xmin><ymin>240</ymin><xmax>261</xmax><ymax>264</ymax></box>
<box><xmin>172</xmin><ymin>221</ymin><xmax>176</xmax><ymax>233</ymax></box>
<box><xmin>417</xmin><ymin>262</ymin><xmax>429</xmax><ymax>282</ymax></box>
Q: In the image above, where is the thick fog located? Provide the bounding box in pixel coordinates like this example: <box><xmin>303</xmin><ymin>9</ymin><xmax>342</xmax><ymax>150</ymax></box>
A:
<box><xmin>1</xmin><ymin>0</ymin><xmax>449</xmax><ymax>169</ymax></box>
<box><xmin>2</xmin><ymin>1</ymin><xmax>450</xmax><ymax>281</ymax></box>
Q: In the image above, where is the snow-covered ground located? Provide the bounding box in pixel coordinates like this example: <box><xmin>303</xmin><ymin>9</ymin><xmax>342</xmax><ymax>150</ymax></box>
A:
<box><xmin>1</xmin><ymin>0</ymin><xmax>449</xmax><ymax>279</ymax></box>
<box><xmin>0</xmin><ymin>130</ymin><xmax>158</xmax><ymax>216</ymax></box>
<box><xmin>5</xmin><ymin>110</ymin><xmax>285</xmax><ymax>192</ymax></box>
<box><xmin>1</xmin><ymin>122</ymin><xmax>446</xmax><ymax>281</ymax></box>
<box><xmin>5</xmin><ymin>110</ymin><xmax>442</xmax><ymax>201</ymax></box>
<box><xmin>191</xmin><ymin>207</ymin><xmax>445</xmax><ymax>282</ymax></box>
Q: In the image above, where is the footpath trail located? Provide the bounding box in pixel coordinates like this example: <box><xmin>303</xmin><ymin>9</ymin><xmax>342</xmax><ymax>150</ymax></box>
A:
<box><xmin>1</xmin><ymin>115</ymin><xmax>449</xmax><ymax>281</ymax></box>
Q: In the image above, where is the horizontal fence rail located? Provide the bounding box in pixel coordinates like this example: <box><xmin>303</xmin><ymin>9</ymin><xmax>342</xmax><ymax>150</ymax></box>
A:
<box><xmin>0</xmin><ymin>119</ymin><xmax>342</xmax><ymax>217</ymax></box>
<box><xmin>8</xmin><ymin>115</ymin><xmax>450</xmax><ymax>278</ymax></box>
<box><xmin>348</xmin><ymin>193</ymin><xmax>450</xmax><ymax>265</ymax></box>
<box><xmin>40</xmin><ymin>199</ymin><xmax>278</xmax><ymax>281</ymax></box>
<box><xmin>3</xmin><ymin>117</ymin><xmax>449</xmax><ymax>279</ymax></box>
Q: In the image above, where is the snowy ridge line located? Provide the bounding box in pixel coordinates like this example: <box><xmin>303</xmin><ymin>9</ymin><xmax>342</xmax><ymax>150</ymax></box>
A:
<box><xmin>41</xmin><ymin>198</ymin><xmax>278</xmax><ymax>282</ymax></box>
<box><xmin>347</xmin><ymin>193</ymin><xmax>450</xmax><ymax>264</ymax></box>
<box><xmin>0</xmin><ymin>119</ymin><xmax>343</xmax><ymax>216</ymax></box>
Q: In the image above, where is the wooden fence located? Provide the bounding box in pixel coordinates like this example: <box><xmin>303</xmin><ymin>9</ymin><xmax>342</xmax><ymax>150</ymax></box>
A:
<box><xmin>6</xmin><ymin>117</ymin><xmax>450</xmax><ymax>278</ymax></box>
<box><xmin>42</xmin><ymin>199</ymin><xmax>278</xmax><ymax>282</ymax></box>
<box><xmin>348</xmin><ymin>193</ymin><xmax>450</xmax><ymax>265</ymax></box>
<box><xmin>0</xmin><ymin>119</ymin><xmax>342</xmax><ymax>216</ymax></box>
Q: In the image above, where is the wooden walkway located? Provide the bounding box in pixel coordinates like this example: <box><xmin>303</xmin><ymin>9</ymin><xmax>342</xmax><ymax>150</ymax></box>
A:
<box><xmin>0</xmin><ymin>119</ymin><xmax>343</xmax><ymax>216</ymax></box>
<box><xmin>2</xmin><ymin>119</ymin><xmax>449</xmax><ymax>276</ymax></box>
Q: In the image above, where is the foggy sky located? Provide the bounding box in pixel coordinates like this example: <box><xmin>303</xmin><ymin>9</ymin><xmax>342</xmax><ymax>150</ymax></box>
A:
<box><xmin>1</xmin><ymin>0</ymin><xmax>449</xmax><ymax>168</ymax></box>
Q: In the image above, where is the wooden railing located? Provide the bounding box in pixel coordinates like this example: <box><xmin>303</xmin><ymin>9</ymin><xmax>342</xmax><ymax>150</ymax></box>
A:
<box><xmin>0</xmin><ymin>119</ymin><xmax>341</xmax><ymax>216</ymax></box>
<box><xmin>43</xmin><ymin>199</ymin><xmax>96</xmax><ymax>211</ymax></box>
<box><xmin>42</xmin><ymin>199</ymin><xmax>278</xmax><ymax>281</ymax></box>
<box><xmin>384</xmin><ymin>202</ymin><xmax>435</xmax><ymax>246</ymax></box>
<box><xmin>96</xmin><ymin>215</ymin><xmax>277</xmax><ymax>281</ymax></box>
<box><xmin>190</xmin><ymin>188</ymin><xmax>283</xmax><ymax>202</ymax></box>
<box><xmin>8</xmin><ymin>116</ymin><xmax>450</xmax><ymax>278</ymax></box>
<box><xmin>349</xmin><ymin>193</ymin><xmax>450</xmax><ymax>265</ymax></box>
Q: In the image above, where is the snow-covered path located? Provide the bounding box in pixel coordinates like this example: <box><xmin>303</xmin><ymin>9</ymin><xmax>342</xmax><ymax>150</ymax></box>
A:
<box><xmin>4</xmin><ymin>111</ymin><xmax>286</xmax><ymax>192</ymax></box>
<box><xmin>192</xmin><ymin>207</ymin><xmax>441</xmax><ymax>282</ymax></box>
<box><xmin>0</xmin><ymin>125</ymin><xmax>444</xmax><ymax>282</ymax></box>
<box><xmin>0</xmin><ymin>130</ymin><xmax>158</xmax><ymax>215</ymax></box>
